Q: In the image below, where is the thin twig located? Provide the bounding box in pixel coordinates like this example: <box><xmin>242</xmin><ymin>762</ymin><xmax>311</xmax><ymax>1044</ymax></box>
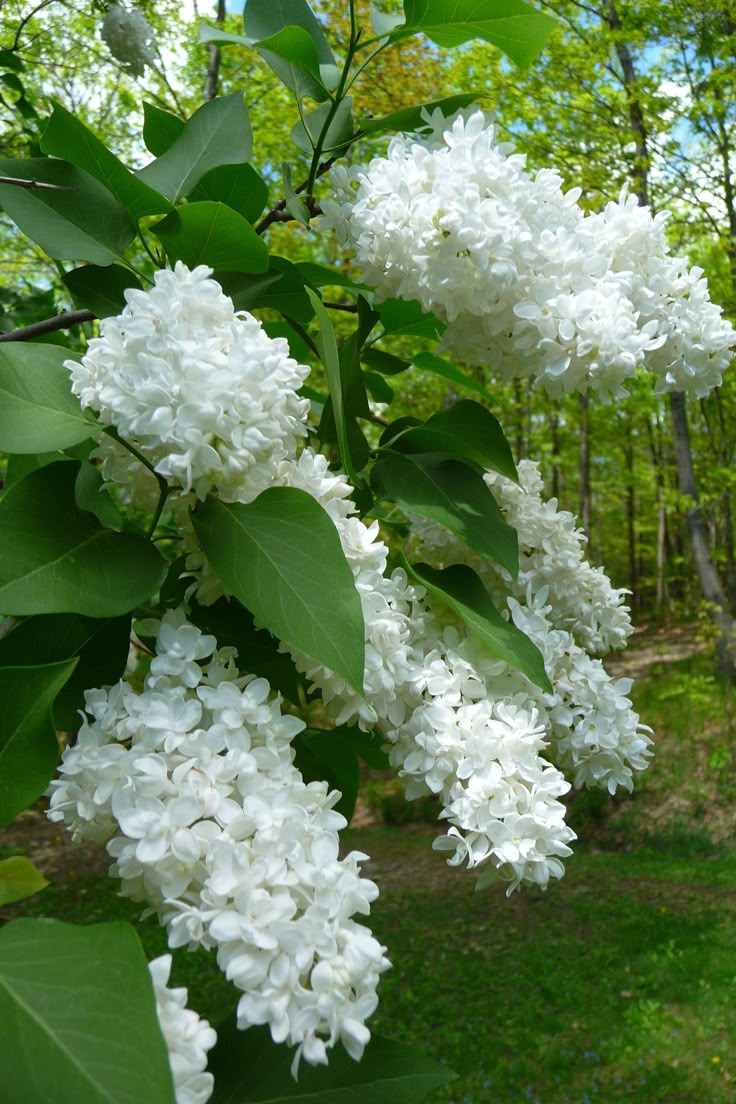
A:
<box><xmin>0</xmin><ymin>175</ymin><xmax>79</xmax><ymax>192</ymax></box>
<box><xmin>12</xmin><ymin>0</ymin><xmax>58</xmax><ymax>50</ymax></box>
<box><xmin>323</xmin><ymin>301</ymin><xmax>358</xmax><ymax>313</ymax></box>
<box><xmin>0</xmin><ymin>309</ymin><xmax>96</xmax><ymax>342</ymax></box>
<box><xmin>255</xmin><ymin>158</ymin><xmax>338</xmax><ymax>236</ymax></box>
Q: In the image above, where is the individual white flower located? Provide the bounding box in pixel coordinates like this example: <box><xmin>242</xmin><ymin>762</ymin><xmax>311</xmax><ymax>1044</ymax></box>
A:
<box><xmin>48</xmin><ymin>610</ymin><xmax>389</xmax><ymax>1070</ymax></box>
<box><xmin>148</xmin><ymin>954</ymin><xmax>216</xmax><ymax>1104</ymax></box>
<box><xmin>67</xmin><ymin>263</ymin><xmax>310</xmax><ymax>504</ymax></box>
<box><xmin>100</xmin><ymin>5</ymin><xmax>156</xmax><ymax>76</ymax></box>
<box><xmin>323</xmin><ymin>108</ymin><xmax>734</xmax><ymax>398</ymax></box>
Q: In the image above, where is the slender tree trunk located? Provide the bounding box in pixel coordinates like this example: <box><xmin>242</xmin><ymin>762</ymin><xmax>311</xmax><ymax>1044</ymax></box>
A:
<box><xmin>670</xmin><ymin>390</ymin><xmax>736</xmax><ymax>677</ymax></box>
<box><xmin>645</xmin><ymin>412</ymin><xmax>669</xmax><ymax>613</ymax></box>
<box><xmin>716</xmin><ymin>388</ymin><xmax>736</xmax><ymax>613</ymax></box>
<box><xmin>624</xmin><ymin>431</ymin><xmax>638</xmax><ymax>611</ymax></box>
<box><xmin>204</xmin><ymin>0</ymin><xmax>227</xmax><ymax>101</ymax></box>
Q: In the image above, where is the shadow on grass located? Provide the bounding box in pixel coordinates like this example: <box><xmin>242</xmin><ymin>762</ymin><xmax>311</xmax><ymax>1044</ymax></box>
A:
<box><xmin>8</xmin><ymin>824</ymin><xmax>736</xmax><ymax>1104</ymax></box>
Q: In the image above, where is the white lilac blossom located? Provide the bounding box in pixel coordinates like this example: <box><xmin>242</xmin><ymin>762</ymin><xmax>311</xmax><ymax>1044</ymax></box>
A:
<box><xmin>67</xmin><ymin>263</ymin><xmax>309</xmax><ymax>503</ymax></box>
<box><xmin>277</xmin><ymin>450</ymin><xmax>577</xmax><ymax>894</ymax></box>
<box><xmin>321</xmin><ymin>108</ymin><xmax>734</xmax><ymax>399</ymax></box>
<box><xmin>100</xmin><ymin>5</ymin><xmax>156</xmax><ymax>76</ymax></box>
<box><xmin>148</xmin><ymin>955</ymin><xmax>216</xmax><ymax>1104</ymax></box>
<box><xmin>273</xmin><ymin>451</ymin><xmax>651</xmax><ymax>890</ymax></box>
<box><xmin>408</xmin><ymin>460</ymin><xmax>652</xmax><ymax>796</ymax></box>
<box><xmin>48</xmin><ymin>611</ymin><xmax>389</xmax><ymax>1072</ymax></box>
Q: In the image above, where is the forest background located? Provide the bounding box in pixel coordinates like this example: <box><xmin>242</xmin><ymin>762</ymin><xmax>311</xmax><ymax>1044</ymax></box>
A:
<box><xmin>3</xmin><ymin>3</ymin><xmax>736</xmax><ymax>1104</ymax></box>
<box><xmin>3</xmin><ymin>0</ymin><xmax>736</xmax><ymax>632</ymax></box>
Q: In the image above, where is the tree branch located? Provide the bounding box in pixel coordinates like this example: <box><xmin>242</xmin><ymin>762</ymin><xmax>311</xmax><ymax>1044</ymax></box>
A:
<box><xmin>11</xmin><ymin>0</ymin><xmax>58</xmax><ymax>50</ymax></box>
<box><xmin>255</xmin><ymin>157</ymin><xmax>338</xmax><ymax>235</ymax></box>
<box><xmin>0</xmin><ymin>175</ymin><xmax>78</xmax><ymax>191</ymax></box>
<box><xmin>0</xmin><ymin>309</ymin><xmax>96</xmax><ymax>342</ymax></box>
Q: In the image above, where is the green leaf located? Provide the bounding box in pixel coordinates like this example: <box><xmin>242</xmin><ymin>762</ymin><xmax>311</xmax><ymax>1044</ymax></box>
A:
<box><xmin>0</xmin><ymin>614</ymin><xmax>131</xmax><ymax>731</ymax></box>
<box><xmin>0</xmin><ymin>461</ymin><xmax>167</xmax><ymax>617</ymax></box>
<box><xmin>188</xmin><ymin>598</ymin><xmax>301</xmax><ymax>703</ymax></box>
<box><xmin>0</xmin><ymin>919</ymin><xmax>175</xmax><ymax>1104</ymax></box>
<box><xmin>364</xmin><ymin>370</ymin><xmax>394</xmax><ymax>404</ymax></box>
<box><xmin>376</xmin><ymin>298</ymin><xmax>445</xmax><ymax>339</ymax></box>
<box><xmin>137</xmin><ymin>92</ymin><xmax>252</xmax><ymax>203</ymax></box>
<box><xmin>73</xmin><ymin>460</ymin><xmax>124</xmax><ymax>530</ymax></box>
<box><xmin>403</xmin><ymin>559</ymin><xmax>552</xmax><ymax>691</ymax></box>
<box><xmin>256</xmin><ymin>26</ymin><xmax>331</xmax><ymax>100</ymax></box>
<box><xmin>361</xmin><ymin>92</ymin><xmax>482</xmax><ymax>135</ymax></box>
<box><xmin>281</xmin><ymin>161</ymin><xmax>311</xmax><ymax>226</ymax></box>
<box><xmin>379</xmin><ymin>417</ymin><xmax>422</xmax><ymax>448</ymax></box>
<box><xmin>0</xmin><ymin>157</ymin><xmax>135</xmax><ymax>264</ymax></box>
<box><xmin>63</xmin><ymin>263</ymin><xmax>141</xmax><ymax>317</ymax></box>
<box><xmin>0</xmin><ymin>857</ymin><xmax>48</xmax><ymax>906</ymax></box>
<box><xmin>1</xmin><ymin>72</ymin><xmax>24</xmax><ymax>94</ymax></box>
<box><xmin>192</xmin><ymin>163</ymin><xmax>269</xmax><ymax>223</ymax></box>
<box><xmin>0</xmin><ymin>660</ymin><xmax>77</xmax><ymax>827</ymax></box>
<box><xmin>295</xmin><ymin>262</ymin><xmax>366</xmax><ymax>292</ymax></box>
<box><xmin>291</xmin><ymin>97</ymin><xmax>354</xmax><ymax>155</ymax></box>
<box><xmin>293</xmin><ymin>728</ymin><xmax>360</xmax><ymax>821</ymax></box>
<box><xmin>219</xmin><ymin>256</ymin><xmax>315</xmax><ymax>323</ymax></box>
<box><xmin>152</xmin><ymin>202</ymin><xmax>268</xmax><ymax>274</ymax></box>
<box><xmin>393</xmin><ymin>0</ymin><xmax>557</xmax><ymax>68</ymax></box>
<box><xmin>389</xmin><ymin>398</ymin><xmax>517</xmax><ymax>481</ymax></box>
<box><xmin>4</xmin><ymin>451</ymin><xmax>59</xmax><ymax>492</ymax></box>
<box><xmin>0</xmin><ymin>343</ymin><xmax>97</xmax><ymax>453</ymax></box>
<box><xmin>198</xmin><ymin>23</ymin><xmax>254</xmax><ymax>47</ymax></box>
<box><xmin>412</xmin><ymin>350</ymin><xmax>491</xmax><ymax>400</ymax></box>
<box><xmin>41</xmin><ymin>102</ymin><xmax>171</xmax><ymax>219</ymax></box>
<box><xmin>191</xmin><ymin>488</ymin><xmax>365</xmax><ymax>695</ymax></box>
<box><xmin>0</xmin><ymin>50</ymin><xmax>25</xmax><ymax>72</ymax></box>
<box><xmin>142</xmin><ymin>102</ymin><xmax>185</xmax><ymax>156</ymax></box>
<box><xmin>209</xmin><ymin>1021</ymin><xmax>456</xmax><ymax>1104</ymax></box>
<box><xmin>374</xmin><ymin>453</ymin><xmax>518</xmax><ymax>576</ymax></box>
<box><xmin>307</xmin><ymin>288</ymin><xmax>359</xmax><ymax>481</ymax></box>
<box><xmin>362</xmin><ymin>348</ymin><xmax>411</xmax><ymax>376</ymax></box>
<box><xmin>244</xmin><ymin>0</ymin><xmax>336</xmax><ymax>101</ymax></box>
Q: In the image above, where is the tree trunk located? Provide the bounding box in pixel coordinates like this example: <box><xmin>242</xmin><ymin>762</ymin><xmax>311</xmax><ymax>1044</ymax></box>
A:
<box><xmin>670</xmin><ymin>390</ymin><xmax>736</xmax><ymax>677</ymax></box>
<box><xmin>204</xmin><ymin>0</ymin><xmax>227</xmax><ymax>101</ymax></box>
<box><xmin>624</xmin><ymin>430</ymin><xmax>638</xmax><ymax>611</ymax></box>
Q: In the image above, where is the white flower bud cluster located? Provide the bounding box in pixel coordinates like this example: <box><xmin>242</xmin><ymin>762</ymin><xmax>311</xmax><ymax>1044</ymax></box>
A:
<box><xmin>148</xmin><ymin>954</ymin><xmax>217</xmax><ymax>1104</ymax></box>
<box><xmin>67</xmin><ymin>263</ymin><xmax>310</xmax><ymax>503</ymax></box>
<box><xmin>321</xmin><ymin>108</ymin><xmax>734</xmax><ymax>399</ymax></box>
<box><xmin>100</xmin><ymin>5</ymin><xmax>156</xmax><ymax>77</ymax></box>
<box><xmin>48</xmin><ymin>611</ymin><xmax>389</xmax><ymax>1073</ymax></box>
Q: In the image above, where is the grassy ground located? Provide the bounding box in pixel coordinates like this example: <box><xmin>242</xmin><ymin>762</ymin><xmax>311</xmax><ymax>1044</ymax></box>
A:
<box><xmin>4</xmin><ymin>624</ymin><xmax>736</xmax><ymax>1104</ymax></box>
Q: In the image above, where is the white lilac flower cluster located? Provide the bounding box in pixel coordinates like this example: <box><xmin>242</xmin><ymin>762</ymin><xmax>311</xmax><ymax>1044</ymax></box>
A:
<box><xmin>67</xmin><ymin>263</ymin><xmax>309</xmax><ymax>503</ymax></box>
<box><xmin>48</xmin><ymin>611</ymin><xmax>389</xmax><ymax>1074</ymax></box>
<box><xmin>407</xmin><ymin>460</ymin><xmax>652</xmax><ymax>794</ymax></box>
<box><xmin>276</xmin><ymin>451</ymin><xmax>650</xmax><ymax>891</ymax></box>
<box><xmin>63</xmin><ymin>264</ymin><xmax>650</xmax><ymax>895</ymax></box>
<box><xmin>100</xmin><ymin>5</ymin><xmax>156</xmax><ymax>76</ymax></box>
<box><xmin>148</xmin><ymin>954</ymin><xmax>216</xmax><ymax>1104</ymax></box>
<box><xmin>321</xmin><ymin>108</ymin><xmax>735</xmax><ymax>399</ymax></box>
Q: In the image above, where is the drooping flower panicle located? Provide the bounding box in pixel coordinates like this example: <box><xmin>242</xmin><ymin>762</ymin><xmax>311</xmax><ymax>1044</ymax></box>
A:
<box><xmin>49</xmin><ymin>611</ymin><xmax>389</xmax><ymax>1074</ymax></box>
